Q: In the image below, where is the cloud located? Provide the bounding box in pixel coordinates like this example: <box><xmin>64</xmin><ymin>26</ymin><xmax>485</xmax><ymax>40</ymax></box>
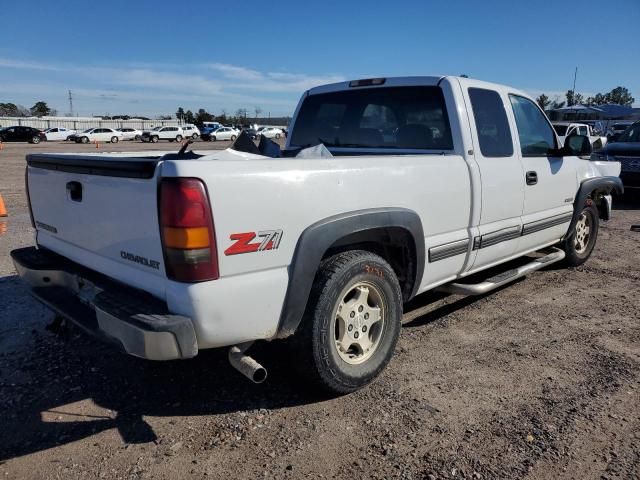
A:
<box><xmin>0</xmin><ymin>57</ymin><xmax>342</xmax><ymax>115</ymax></box>
<box><xmin>206</xmin><ymin>62</ymin><xmax>345</xmax><ymax>92</ymax></box>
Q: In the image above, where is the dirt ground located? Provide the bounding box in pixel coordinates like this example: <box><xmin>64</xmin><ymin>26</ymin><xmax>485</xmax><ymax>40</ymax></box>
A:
<box><xmin>0</xmin><ymin>140</ymin><xmax>639</xmax><ymax>480</ymax></box>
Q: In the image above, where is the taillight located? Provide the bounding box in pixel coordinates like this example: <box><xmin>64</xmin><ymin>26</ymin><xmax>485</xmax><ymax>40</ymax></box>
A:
<box><xmin>159</xmin><ymin>178</ymin><xmax>219</xmax><ymax>282</ymax></box>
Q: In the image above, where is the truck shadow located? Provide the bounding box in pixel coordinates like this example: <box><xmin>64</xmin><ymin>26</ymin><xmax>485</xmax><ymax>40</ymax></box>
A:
<box><xmin>0</xmin><ymin>254</ymin><xmax>568</xmax><ymax>462</ymax></box>
<box><xmin>0</xmin><ymin>286</ymin><xmax>322</xmax><ymax>461</ymax></box>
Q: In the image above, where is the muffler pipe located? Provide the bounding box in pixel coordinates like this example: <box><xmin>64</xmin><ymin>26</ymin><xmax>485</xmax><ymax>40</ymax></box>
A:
<box><xmin>228</xmin><ymin>343</ymin><xmax>267</xmax><ymax>383</ymax></box>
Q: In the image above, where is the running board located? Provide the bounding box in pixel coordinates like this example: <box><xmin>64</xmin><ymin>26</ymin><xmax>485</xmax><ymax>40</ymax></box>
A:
<box><xmin>436</xmin><ymin>247</ymin><xmax>566</xmax><ymax>296</ymax></box>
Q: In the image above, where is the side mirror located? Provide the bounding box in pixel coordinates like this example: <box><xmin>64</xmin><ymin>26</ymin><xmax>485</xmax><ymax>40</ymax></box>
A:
<box><xmin>562</xmin><ymin>134</ymin><xmax>592</xmax><ymax>157</ymax></box>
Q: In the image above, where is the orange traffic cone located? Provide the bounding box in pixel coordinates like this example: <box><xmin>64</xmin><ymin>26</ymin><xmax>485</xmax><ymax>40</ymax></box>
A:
<box><xmin>0</xmin><ymin>193</ymin><xmax>7</xmax><ymax>217</ymax></box>
<box><xmin>95</xmin><ymin>141</ymin><xmax>100</xmax><ymax>149</ymax></box>
<box><xmin>0</xmin><ymin>141</ymin><xmax>4</xmax><ymax>151</ymax></box>
<box><xmin>0</xmin><ymin>221</ymin><xmax>6</xmax><ymax>235</ymax></box>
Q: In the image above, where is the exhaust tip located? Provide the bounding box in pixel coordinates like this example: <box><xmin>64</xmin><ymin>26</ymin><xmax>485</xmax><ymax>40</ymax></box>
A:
<box><xmin>228</xmin><ymin>344</ymin><xmax>268</xmax><ymax>384</ymax></box>
<box><xmin>252</xmin><ymin>367</ymin><xmax>268</xmax><ymax>384</ymax></box>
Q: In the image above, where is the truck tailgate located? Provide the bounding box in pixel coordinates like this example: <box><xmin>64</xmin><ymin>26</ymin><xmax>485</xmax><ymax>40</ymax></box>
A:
<box><xmin>26</xmin><ymin>154</ymin><xmax>167</xmax><ymax>299</ymax></box>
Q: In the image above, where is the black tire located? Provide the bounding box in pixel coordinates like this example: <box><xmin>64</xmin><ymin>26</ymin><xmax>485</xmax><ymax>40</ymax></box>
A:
<box><xmin>211</xmin><ymin>135</ymin><xmax>216</xmax><ymax>142</ymax></box>
<box><xmin>175</xmin><ymin>135</ymin><xmax>183</xmax><ymax>142</ymax></box>
<box><xmin>295</xmin><ymin>250</ymin><xmax>402</xmax><ymax>394</ymax></box>
<box><xmin>111</xmin><ymin>136</ymin><xmax>119</xmax><ymax>143</ymax></box>
<box><xmin>192</xmin><ymin>133</ymin><xmax>198</xmax><ymax>139</ymax></box>
<box><xmin>562</xmin><ymin>203</ymin><xmax>599</xmax><ymax>267</ymax></box>
<box><xmin>275</xmin><ymin>133</ymin><xmax>281</xmax><ymax>139</ymax></box>
<box><xmin>81</xmin><ymin>136</ymin><xmax>89</xmax><ymax>144</ymax></box>
<box><xmin>31</xmin><ymin>136</ymin><xmax>41</xmax><ymax>144</ymax></box>
<box><xmin>230</xmin><ymin>135</ymin><xmax>237</xmax><ymax>141</ymax></box>
<box><xmin>151</xmin><ymin>136</ymin><xmax>159</xmax><ymax>143</ymax></box>
<box><xmin>134</xmin><ymin>135</ymin><xmax>141</xmax><ymax>141</ymax></box>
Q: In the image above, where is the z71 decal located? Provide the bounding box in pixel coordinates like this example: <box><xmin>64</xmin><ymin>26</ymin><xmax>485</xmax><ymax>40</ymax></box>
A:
<box><xmin>224</xmin><ymin>230</ymin><xmax>283</xmax><ymax>256</ymax></box>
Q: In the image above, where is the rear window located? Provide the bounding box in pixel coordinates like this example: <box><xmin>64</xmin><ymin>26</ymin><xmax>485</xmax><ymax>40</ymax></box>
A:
<box><xmin>290</xmin><ymin>86</ymin><xmax>453</xmax><ymax>151</ymax></box>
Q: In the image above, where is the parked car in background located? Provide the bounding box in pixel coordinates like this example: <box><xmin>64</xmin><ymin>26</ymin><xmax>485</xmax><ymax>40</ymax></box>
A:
<box><xmin>0</xmin><ymin>126</ymin><xmax>46</xmax><ymax>144</ymax></box>
<box><xmin>116</xmin><ymin>128</ymin><xmax>142</xmax><ymax>141</ymax></box>
<box><xmin>592</xmin><ymin>121</ymin><xmax>640</xmax><ymax>190</ymax></box>
<box><xmin>201</xmin><ymin>122</ymin><xmax>222</xmax><ymax>132</ymax></box>
<box><xmin>70</xmin><ymin>128</ymin><xmax>123</xmax><ymax>144</ymax></box>
<box><xmin>257</xmin><ymin>127</ymin><xmax>284</xmax><ymax>139</ymax></box>
<box><xmin>201</xmin><ymin>126</ymin><xmax>239</xmax><ymax>141</ymax></box>
<box><xmin>43</xmin><ymin>127</ymin><xmax>76</xmax><ymax>141</ymax></box>
<box><xmin>242</xmin><ymin>127</ymin><xmax>258</xmax><ymax>139</ymax></box>
<box><xmin>552</xmin><ymin>122</ymin><xmax>607</xmax><ymax>150</ymax></box>
<box><xmin>140</xmin><ymin>126</ymin><xmax>184</xmax><ymax>143</ymax></box>
<box><xmin>181</xmin><ymin>124</ymin><xmax>201</xmax><ymax>139</ymax></box>
<box><xmin>607</xmin><ymin>122</ymin><xmax>634</xmax><ymax>142</ymax></box>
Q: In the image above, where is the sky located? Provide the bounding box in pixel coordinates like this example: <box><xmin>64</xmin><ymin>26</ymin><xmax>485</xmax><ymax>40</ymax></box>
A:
<box><xmin>1</xmin><ymin>0</ymin><xmax>639</xmax><ymax>118</ymax></box>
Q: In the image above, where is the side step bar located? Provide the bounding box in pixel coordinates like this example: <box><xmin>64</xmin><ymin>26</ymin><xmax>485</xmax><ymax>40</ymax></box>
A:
<box><xmin>436</xmin><ymin>247</ymin><xmax>566</xmax><ymax>296</ymax></box>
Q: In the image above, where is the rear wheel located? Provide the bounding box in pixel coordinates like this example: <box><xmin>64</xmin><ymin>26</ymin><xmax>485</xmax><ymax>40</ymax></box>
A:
<box><xmin>81</xmin><ymin>136</ymin><xmax>89</xmax><ymax>144</ymax></box>
<box><xmin>111</xmin><ymin>136</ymin><xmax>119</xmax><ymax>143</ymax></box>
<box><xmin>192</xmin><ymin>133</ymin><xmax>198</xmax><ymax>139</ymax></box>
<box><xmin>31</xmin><ymin>136</ymin><xmax>41</xmax><ymax>144</ymax></box>
<box><xmin>562</xmin><ymin>203</ymin><xmax>599</xmax><ymax>266</ymax></box>
<box><xmin>295</xmin><ymin>250</ymin><xmax>402</xmax><ymax>394</ymax></box>
<box><xmin>134</xmin><ymin>135</ymin><xmax>141</xmax><ymax>141</ymax></box>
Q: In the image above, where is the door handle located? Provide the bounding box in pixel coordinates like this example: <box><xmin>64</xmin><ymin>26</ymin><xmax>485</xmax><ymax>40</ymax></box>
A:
<box><xmin>525</xmin><ymin>171</ymin><xmax>538</xmax><ymax>185</ymax></box>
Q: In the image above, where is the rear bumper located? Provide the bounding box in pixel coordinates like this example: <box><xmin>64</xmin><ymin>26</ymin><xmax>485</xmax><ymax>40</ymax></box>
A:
<box><xmin>11</xmin><ymin>246</ymin><xmax>198</xmax><ymax>360</ymax></box>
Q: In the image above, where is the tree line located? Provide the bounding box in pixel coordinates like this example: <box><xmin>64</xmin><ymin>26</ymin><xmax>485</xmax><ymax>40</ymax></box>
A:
<box><xmin>535</xmin><ymin>86</ymin><xmax>635</xmax><ymax>111</ymax></box>
<box><xmin>0</xmin><ymin>101</ymin><xmax>57</xmax><ymax>117</ymax></box>
<box><xmin>175</xmin><ymin>106</ymin><xmax>284</xmax><ymax>126</ymax></box>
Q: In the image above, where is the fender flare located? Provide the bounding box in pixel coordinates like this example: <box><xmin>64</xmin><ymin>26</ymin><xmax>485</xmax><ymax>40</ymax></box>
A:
<box><xmin>568</xmin><ymin>176</ymin><xmax>623</xmax><ymax>234</ymax></box>
<box><xmin>276</xmin><ymin>207</ymin><xmax>425</xmax><ymax>338</ymax></box>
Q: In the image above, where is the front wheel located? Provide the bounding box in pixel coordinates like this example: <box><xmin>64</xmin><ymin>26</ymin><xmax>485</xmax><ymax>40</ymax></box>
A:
<box><xmin>175</xmin><ymin>135</ymin><xmax>183</xmax><ymax>142</ymax></box>
<box><xmin>81</xmin><ymin>136</ymin><xmax>89</xmax><ymax>144</ymax></box>
<box><xmin>151</xmin><ymin>136</ymin><xmax>159</xmax><ymax>143</ymax></box>
<box><xmin>31</xmin><ymin>136</ymin><xmax>41</xmax><ymax>144</ymax></box>
<box><xmin>230</xmin><ymin>135</ymin><xmax>237</xmax><ymax>141</ymax></box>
<box><xmin>562</xmin><ymin>203</ymin><xmax>599</xmax><ymax>267</ymax></box>
<box><xmin>192</xmin><ymin>133</ymin><xmax>198</xmax><ymax>139</ymax></box>
<box><xmin>211</xmin><ymin>136</ymin><xmax>216</xmax><ymax>142</ymax></box>
<box><xmin>295</xmin><ymin>250</ymin><xmax>402</xmax><ymax>394</ymax></box>
<box><xmin>275</xmin><ymin>133</ymin><xmax>281</xmax><ymax>139</ymax></box>
<box><xmin>111</xmin><ymin>136</ymin><xmax>119</xmax><ymax>143</ymax></box>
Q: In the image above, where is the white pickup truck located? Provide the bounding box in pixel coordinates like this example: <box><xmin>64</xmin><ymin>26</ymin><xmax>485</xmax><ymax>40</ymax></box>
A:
<box><xmin>552</xmin><ymin>122</ymin><xmax>608</xmax><ymax>150</ymax></box>
<box><xmin>12</xmin><ymin>76</ymin><xmax>623</xmax><ymax>394</ymax></box>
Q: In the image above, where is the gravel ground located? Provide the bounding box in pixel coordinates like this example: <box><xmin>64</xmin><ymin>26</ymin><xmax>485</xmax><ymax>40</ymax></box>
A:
<box><xmin>0</xmin><ymin>141</ymin><xmax>639</xmax><ymax>480</ymax></box>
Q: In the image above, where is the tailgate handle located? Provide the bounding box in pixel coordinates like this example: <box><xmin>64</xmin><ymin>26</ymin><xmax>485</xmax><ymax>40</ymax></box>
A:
<box><xmin>66</xmin><ymin>181</ymin><xmax>83</xmax><ymax>202</ymax></box>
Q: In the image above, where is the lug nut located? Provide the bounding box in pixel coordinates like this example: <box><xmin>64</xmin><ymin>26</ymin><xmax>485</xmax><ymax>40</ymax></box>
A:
<box><xmin>350</xmin><ymin>311</ymin><xmax>355</xmax><ymax>318</ymax></box>
<box><xmin>354</xmin><ymin>332</ymin><xmax>359</xmax><ymax>339</ymax></box>
<box><xmin>358</xmin><ymin>306</ymin><xmax>364</xmax><ymax>312</ymax></box>
<box><xmin>364</xmin><ymin>313</ymin><xmax>369</xmax><ymax>320</ymax></box>
<box><xmin>362</xmin><ymin>325</ymin><xmax>367</xmax><ymax>332</ymax></box>
<box><xmin>348</xmin><ymin>324</ymin><xmax>353</xmax><ymax>332</ymax></box>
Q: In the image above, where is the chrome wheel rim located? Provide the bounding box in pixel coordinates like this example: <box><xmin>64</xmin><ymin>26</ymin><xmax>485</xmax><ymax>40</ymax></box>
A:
<box><xmin>332</xmin><ymin>281</ymin><xmax>385</xmax><ymax>365</ymax></box>
<box><xmin>574</xmin><ymin>212</ymin><xmax>591</xmax><ymax>254</ymax></box>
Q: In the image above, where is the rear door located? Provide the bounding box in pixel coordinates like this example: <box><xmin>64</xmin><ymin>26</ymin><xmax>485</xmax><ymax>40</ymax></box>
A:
<box><xmin>460</xmin><ymin>84</ymin><xmax>525</xmax><ymax>271</ymax></box>
<box><xmin>507</xmin><ymin>94</ymin><xmax>576</xmax><ymax>252</ymax></box>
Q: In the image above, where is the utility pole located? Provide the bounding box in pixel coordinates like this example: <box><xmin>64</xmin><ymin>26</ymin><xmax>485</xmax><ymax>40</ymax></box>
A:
<box><xmin>572</xmin><ymin>67</ymin><xmax>578</xmax><ymax>94</ymax></box>
<box><xmin>68</xmin><ymin>90</ymin><xmax>74</xmax><ymax>117</ymax></box>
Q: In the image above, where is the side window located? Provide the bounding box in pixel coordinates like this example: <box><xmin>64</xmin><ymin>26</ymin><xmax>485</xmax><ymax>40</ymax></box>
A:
<box><xmin>509</xmin><ymin>95</ymin><xmax>557</xmax><ymax>156</ymax></box>
<box><xmin>468</xmin><ymin>88</ymin><xmax>513</xmax><ymax>157</ymax></box>
<box><xmin>577</xmin><ymin>126</ymin><xmax>588</xmax><ymax>136</ymax></box>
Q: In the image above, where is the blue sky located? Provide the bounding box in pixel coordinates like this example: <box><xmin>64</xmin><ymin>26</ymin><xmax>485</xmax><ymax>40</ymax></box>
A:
<box><xmin>1</xmin><ymin>0</ymin><xmax>638</xmax><ymax>117</ymax></box>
